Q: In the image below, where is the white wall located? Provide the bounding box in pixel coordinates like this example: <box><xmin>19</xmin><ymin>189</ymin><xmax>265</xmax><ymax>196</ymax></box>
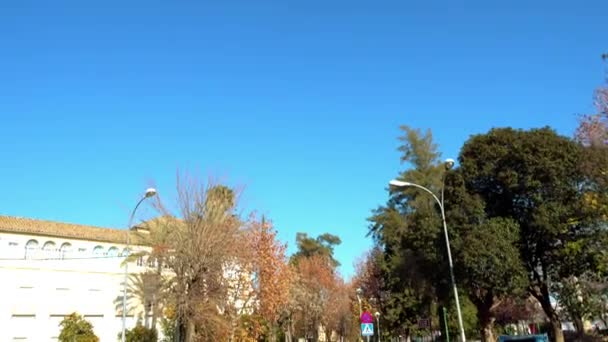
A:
<box><xmin>0</xmin><ymin>232</ymin><xmax>148</xmax><ymax>341</ymax></box>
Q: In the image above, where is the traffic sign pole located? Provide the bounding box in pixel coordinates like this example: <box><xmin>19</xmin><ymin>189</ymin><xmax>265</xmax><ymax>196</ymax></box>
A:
<box><xmin>360</xmin><ymin>312</ymin><xmax>375</xmax><ymax>341</ymax></box>
<box><xmin>443</xmin><ymin>307</ymin><xmax>450</xmax><ymax>342</ymax></box>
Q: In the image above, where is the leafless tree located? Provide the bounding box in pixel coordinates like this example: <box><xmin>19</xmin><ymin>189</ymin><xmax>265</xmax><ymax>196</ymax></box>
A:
<box><xmin>144</xmin><ymin>174</ymin><xmax>248</xmax><ymax>342</ymax></box>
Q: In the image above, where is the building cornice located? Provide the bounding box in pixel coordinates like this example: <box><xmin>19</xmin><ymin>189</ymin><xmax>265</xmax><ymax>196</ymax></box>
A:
<box><xmin>0</xmin><ymin>215</ymin><xmax>138</xmax><ymax>244</ymax></box>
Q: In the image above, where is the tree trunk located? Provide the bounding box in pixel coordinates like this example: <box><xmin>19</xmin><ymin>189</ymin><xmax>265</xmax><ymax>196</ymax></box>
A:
<box><xmin>144</xmin><ymin>299</ymin><xmax>150</xmax><ymax>329</ymax></box>
<box><xmin>229</xmin><ymin>317</ymin><xmax>236</xmax><ymax>342</ymax></box>
<box><xmin>285</xmin><ymin>319</ymin><xmax>293</xmax><ymax>342</ymax></box>
<box><xmin>284</xmin><ymin>328</ymin><xmax>292</xmax><ymax>342</ymax></box>
<box><xmin>573</xmin><ymin>316</ymin><xmax>585</xmax><ymax>338</ymax></box>
<box><xmin>151</xmin><ymin>261</ymin><xmax>161</xmax><ymax>331</ymax></box>
<box><xmin>481</xmin><ymin>317</ymin><xmax>496</xmax><ymax>342</ymax></box>
<box><xmin>402</xmin><ymin>328</ymin><xmax>411</xmax><ymax>342</ymax></box>
<box><xmin>185</xmin><ymin>319</ymin><xmax>196</xmax><ymax>342</ymax></box>
<box><xmin>176</xmin><ymin>317</ymin><xmax>186</xmax><ymax>342</ymax></box>
<box><xmin>151</xmin><ymin>298</ymin><xmax>157</xmax><ymax>331</ymax></box>
<box><xmin>268</xmin><ymin>322</ymin><xmax>277</xmax><ymax>342</ymax></box>
<box><xmin>324</xmin><ymin>327</ymin><xmax>332</xmax><ymax>342</ymax></box>
<box><xmin>532</xmin><ymin>283</ymin><xmax>564</xmax><ymax>342</ymax></box>
<box><xmin>549</xmin><ymin>314</ymin><xmax>564</xmax><ymax>342</ymax></box>
<box><xmin>475</xmin><ymin>292</ymin><xmax>497</xmax><ymax>342</ymax></box>
<box><xmin>311</xmin><ymin>319</ymin><xmax>320</xmax><ymax>342</ymax></box>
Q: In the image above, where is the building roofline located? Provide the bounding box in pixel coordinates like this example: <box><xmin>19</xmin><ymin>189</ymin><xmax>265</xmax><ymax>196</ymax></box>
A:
<box><xmin>0</xmin><ymin>215</ymin><xmax>140</xmax><ymax>245</ymax></box>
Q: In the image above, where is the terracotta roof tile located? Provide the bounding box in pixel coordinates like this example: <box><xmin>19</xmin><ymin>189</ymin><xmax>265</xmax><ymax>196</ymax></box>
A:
<box><xmin>0</xmin><ymin>216</ymin><xmax>139</xmax><ymax>244</ymax></box>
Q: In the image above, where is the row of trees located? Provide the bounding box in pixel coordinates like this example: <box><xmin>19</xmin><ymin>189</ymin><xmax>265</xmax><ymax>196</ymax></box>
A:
<box><xmin>361</xmin><ymin>81</ymin><xmax>608</xmax><ymax>342</ymax></box>
<box><xmin>62</xmin><ymin>125</ymin><xmax>605</xmax><ymax>342</ymax></box>
<box><xmin>113</xmin><ymin>175</ymin><xmax>360</xmax><ymax>342</ymax></box>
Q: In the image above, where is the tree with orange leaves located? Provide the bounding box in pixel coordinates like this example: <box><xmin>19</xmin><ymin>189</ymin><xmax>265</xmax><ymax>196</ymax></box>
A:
<box><xmin>281</xmin><ymin>232</ymin><xmax>350</xmax><ymax>341</ymax></box>
<box><xmin>352</xmin><ymin>247</ymin><xmax>385</xmax><ymax>307</ymax></box>
<box><xmin>248</xmin><ymin>217</ymin><xmax>292</xmax><ymax>341</ymax></box>
<box><xmin>323</xmin><ymin>279</ymin><xmax>359</xmax><ymax>341</ymax></box>
<box><xmin>292</xmin><ymin>254</ymin><xmax>335</xmax><ymax>341</ymax></box>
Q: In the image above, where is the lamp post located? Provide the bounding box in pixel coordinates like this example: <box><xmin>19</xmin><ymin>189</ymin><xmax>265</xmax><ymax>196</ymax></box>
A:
<box><xmin>389</xmin><ymin>158</ymin><xmax>466</xmax><ymax>342</ymax></box>
<box><xmin>356</xmin><ymin>288</ymin><xmax>363</xmax><ymax>342</ymax></box>
<box><xmin>121</xmin><ymin>188</ymin><xmax>157</xmax><ymax>342</ymax></box>
<box><xmin>374</xmin><ymin>311</ymin><xmax>381</xmax><ymax>342</ymax></box>
<box><xmin>356</xmin><ymin>287</ymin><xmax>363</xmax><ymax>317</ymax></box>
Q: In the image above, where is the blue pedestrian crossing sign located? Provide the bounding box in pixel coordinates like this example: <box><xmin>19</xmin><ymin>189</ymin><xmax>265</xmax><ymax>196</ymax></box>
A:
<box><xmin>361</xmin><ymin>323</ymin><xmax>374</xmax><ymax>336</ymax></box>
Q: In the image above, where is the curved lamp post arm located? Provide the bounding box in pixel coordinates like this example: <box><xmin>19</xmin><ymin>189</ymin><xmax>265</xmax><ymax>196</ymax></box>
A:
<box><xmin>128</xmin><ymin>196</ymin><xmax>148</xmax><ymax>234</ymax></box>
<box><xmin>397</xmin><ymin>181</ymin><xmax>443</xmax><ymax>211</ymax></box>
<box><xmin>121</xmin><ymin>196</ymin><xmax>146</xmax><ymax>342</ymax></box>
<box><xmin>389</xmin><ymin>179</ymin><xmax>466</xmax><ymax>342</ymax></box>
<box><xmin>121</xmin><ymin>188</ymin><xmax>157</xmax><ymax>342</ymax></box>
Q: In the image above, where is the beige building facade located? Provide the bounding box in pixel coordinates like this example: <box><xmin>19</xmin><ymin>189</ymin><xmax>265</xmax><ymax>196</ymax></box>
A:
<box><xmin>0</xmin><ymin>216</ymin><xmax>149</xmax><ymax>341</ymax></box>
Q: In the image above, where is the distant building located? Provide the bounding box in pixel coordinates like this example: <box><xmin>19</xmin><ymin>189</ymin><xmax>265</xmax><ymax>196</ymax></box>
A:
<box><xmin>0</xmin><ymin>216</ymin><xmax>150</xmax><ymax>341</ymax></box>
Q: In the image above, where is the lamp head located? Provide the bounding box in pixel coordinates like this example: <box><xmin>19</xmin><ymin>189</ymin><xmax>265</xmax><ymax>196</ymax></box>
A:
<box><xmin>389</xmin><ymin>180</ymin><xmax>411</xmax><ymax>188</ymax></box>
<box><xmin>356</xmin><ymin>288</ymin><xmax>363</xmax><ymax>295</ymax></box>
<box><xmin>144</xmin><ymin>188</ymin><xmax>157</xmax><ymax>198</ymax></box>
<box><xmin>375</xmin><ymin>311</ymin><xmax>380</xmax><ymax>318</ymax></box>
<box><xmin>444</xmin><ymin>158</ymin><xmax>455</xmax><ymax>170</ymax></box>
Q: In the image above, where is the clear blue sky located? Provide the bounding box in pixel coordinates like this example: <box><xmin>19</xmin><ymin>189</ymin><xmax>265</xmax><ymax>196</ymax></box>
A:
<box><xmin>1</xmin><ymin>0</ymin><xmax>606</xmax><ymax>277</ymax></box>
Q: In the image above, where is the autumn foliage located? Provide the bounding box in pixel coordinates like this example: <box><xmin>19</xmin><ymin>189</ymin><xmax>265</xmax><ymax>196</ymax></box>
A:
<box><xmin>131</xmin><ymin>174</ymin><xmax>361</xmax><ymax>341</ymax></box>
<box><xmin>576</xmin><ymin>87</ymin><xmax>608</xmax><ymax>146</ymax></box>
<box><xmin>248</xmin><ymin>218</ymin><xmax>292</xmax><ymax>325</ymax></box>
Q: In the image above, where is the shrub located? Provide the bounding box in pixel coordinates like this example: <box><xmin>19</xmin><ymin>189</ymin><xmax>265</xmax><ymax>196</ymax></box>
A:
<box><xmin>159</xmin><ymin>316</ymin><xmax>176</xmax><ymax>342</ymax></box>
<box><xmin>118</xmin><ymin>322</ymin><xmax>158</xmax><ymax>342</ymax></box>
<box><xmin>58</xmin><ymin>313</ymin><xmax>99</xmax><ymax>342</ymax></box>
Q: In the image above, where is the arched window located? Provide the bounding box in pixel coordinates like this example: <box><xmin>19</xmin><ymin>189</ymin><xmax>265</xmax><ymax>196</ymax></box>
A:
<box><xmin>92</xmin><ymin>246</ymin><xmax>104</xmax><ymax>256</ymax></box>
<box><xmin>59</xmin><ymin>243</ymin><xmax>72</xmax><ymax>259</ymax></box>
<box><xmin>42</xmin><ymin>241</ymin><xmax>56</xmax><ymax>251</ymax></box>
<box><xmin>121</xmin><ymin>248</ymin><xmax>131</xmax><ymax>257</ymax></box>
<box><xmin>24</xmin><ymin>240</ymin><xmax>39</xmax><ymax>259</ymax></box>
<box><xmin>107</xmin><ymin>247</ymin><xmax>119</xmax><ymax>257</ymax></box>
<box><xmin>25</xmin><ymin>240</ymin><xmax>39</xmax><ymax>249</ymax></box>
<box><xmin>60</xmin><ymin>243</ymin><xmax>72</xmax><ymax>252</ymax></box>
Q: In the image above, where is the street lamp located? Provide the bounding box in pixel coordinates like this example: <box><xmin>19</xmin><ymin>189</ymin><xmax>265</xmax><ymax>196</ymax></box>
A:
<box><xmin>356</xmin><ymin>288</ymin><xmax>364</xmax><ymax>342</ymax></box>
<box><xmin>356</xmin><ymin>288</ymin><xmax>363</xmax><ymax>318</ymax></box>
<box><xmin>121</xmin><ymin>188</ymin><xmax>157</xmax><ymax>342</ymax></box>
<box><xmin>389</xmin><ymin>158</ymin><xmax>466</xmax><ymax>342</ymax></box>
<box><xmin>374</xmin><ymin>311</ymin><xmax>381</xmax><ymax>342</ymax></box>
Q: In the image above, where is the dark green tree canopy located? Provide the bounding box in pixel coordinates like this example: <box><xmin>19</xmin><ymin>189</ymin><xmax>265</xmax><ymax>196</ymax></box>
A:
<box><xmin>456</xmin><ymin>127</ymin><xmax>607</xmax><ymax>342</ymax></box>
<box><xmin>458</xmin><ymin>127</ymin><xmax>600</xmax><ymax>278</ymax></box>
<box><xmin>458</xmin><ymin>217</ymin><xmax>528</xmax><ymax>299</ymax></box>
<box><xmin>443</xmin><ymin>169</ymin><xmax>528</xmax><ymax>300</ymax></box>
<box><xmin>291</xmin><ymin>232</ymin><xmax>342</xmax><ymax>266</ymax></box>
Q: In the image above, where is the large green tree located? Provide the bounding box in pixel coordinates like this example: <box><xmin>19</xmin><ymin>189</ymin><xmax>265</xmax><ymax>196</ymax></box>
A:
<box><xmin>454</xmin><ymin>215</ymin><xmax>527</xmax><ymax>341</ymax></box>
<box><xmin>442</xmin><ymin>169</ymin><xmax>529</xmax><ymax>342</ymax></box>
<box><xmin>457</xmin><ymin>127</ymin><xmax>605</xmax><ymax>342</ymax></box>
<box><xmin>369</xmin><ymin>126</ymin><xmax>477</xmax><ymax>340</ymax></box>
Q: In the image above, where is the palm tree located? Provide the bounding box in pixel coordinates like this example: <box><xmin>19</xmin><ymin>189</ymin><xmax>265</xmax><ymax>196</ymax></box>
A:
<box><xmin>114</xmin><ymin>272</ymin><xmax>168</xmax><ymax>329</ymax></box>
<box><xmin>121</xmin><ymin>216</ymin><xmax>177</xmax><ymax>329</ymax></box>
